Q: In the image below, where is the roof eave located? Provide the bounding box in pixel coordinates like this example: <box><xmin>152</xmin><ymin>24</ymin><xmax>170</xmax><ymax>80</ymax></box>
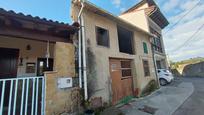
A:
<box><xmin>76</xmin><ymin>1</ymin><xmax>153</xmax><ymax>37</ymax></box>
<box><xmin>121</xmin><ymin>0</ymin><xmax>169</xmax><ymax>29</ymax></box>
<box><xmin>148</xmin><ymin>9</ymin><xmax>169</xmax><ymax>29</ymax></box>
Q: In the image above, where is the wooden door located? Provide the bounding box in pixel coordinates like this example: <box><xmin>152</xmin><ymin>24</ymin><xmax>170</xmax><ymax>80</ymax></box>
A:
<box><xmin>0</xmin><ymin>48</ymin><xmax>19</xmax><ymax>78</ymax></box>
<box><xmin>109</xmin><ymin>59</ymin><xmax>133</xmax><ymax>105</ymax></box>
<box><xmin>0</xmin><ymin>48</ymin><xmax>19</xmax><ymax>107</ymax></box>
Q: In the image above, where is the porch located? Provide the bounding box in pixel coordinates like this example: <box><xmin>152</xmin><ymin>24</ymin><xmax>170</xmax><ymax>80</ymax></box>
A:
<box><xmin>0</xmin><ymin>35</ymin><xmax>55</xmax><ymax>114</ymax></box>
<box><xmin>0</xmin><ymin>36</ymin><xmax>79</xmax><ymax>115</ymax></box>
<box><xmin>0</xmin><ymin>7</ymin><xmax>80</xmax><ymax>114</ymax></box>
<box><xmin>0</xmin><ymin>37</ymin><xmax>55</xmax><ymax>78</ymax></box>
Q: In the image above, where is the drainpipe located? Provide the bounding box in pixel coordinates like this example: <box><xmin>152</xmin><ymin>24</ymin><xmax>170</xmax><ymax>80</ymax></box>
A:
<box><xmin>81</xmin><ymin>13</ymin><xmax>88</xmax><ymax>100</ymax></box>
<box><xmin>78</xmin><ymin>0</ymin><xmax>88</xmax><ymax>100</ymax></box>
<box><xmin>77</xmin><ymin>2</ymin><xmax>85</xmax><ymax>88</ymax></box>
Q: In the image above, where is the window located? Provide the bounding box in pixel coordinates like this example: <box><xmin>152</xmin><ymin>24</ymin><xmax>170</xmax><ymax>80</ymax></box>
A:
<box><xmin>153</xmin><ymin>37</ymin><xmax>162</xmax><ymax>53</ymax></box>
<box><xmin>150</xmin><ymin>27</ymin><xmax>163</xmax><ymax>53</ymax></box>
<box><xmin>143</xmin><ymin>42</ymin><xmax>148</xmax><ymax>54</ymax></box>
<box><xmin>143</xmin><ymin>60</ymin><xmax>150</xmax><ymax>77</ymax></box>
<box><xmin>156</xmin><ymin>60</ymin><xmax>162</xmax><ymax>69</ymax></box>
<box><xmin>117</xmin><ymin>26</ymin><xmax>134</xmax><ymax>54</ymax></box>
<box><xmin>37</xmin><ymin>58</ymin><xmax>53</xmax><ymax>76</ymax></box>
<box><xmin>121</xmin><ymin>60</ymin><xmax>132</xmax><ymax>77</ymax></box>
<box><xmin>96</xmin><ymin>26</ymin><xmax>109</xmax><ymax>47</ymax></box>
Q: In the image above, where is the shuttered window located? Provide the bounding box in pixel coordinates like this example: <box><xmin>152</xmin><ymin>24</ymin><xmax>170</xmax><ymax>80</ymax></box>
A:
<box><xmin>143</xmin><ymin>42</ymin><xmax>148</xmax><ymax>54</ymax></box>
<box><xmin>121</xmin><ymin>60</ymin><xmax>132</xmax><ymax>78</ymax></box>
<box><xmin>143</xmin><ymin>60</ymin><xmax>150</xmax><ymax>77</ymax></box>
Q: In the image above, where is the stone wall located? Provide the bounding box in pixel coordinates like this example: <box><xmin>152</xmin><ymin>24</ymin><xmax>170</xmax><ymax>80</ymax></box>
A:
<box><xmin>171</xmin><ymin>63</ymin><xmax>190</xmax><ymax>77</ymax></box>
<box><xmin>45</xmin><ymin>72</ymin><xmax>80</xmax><ymax>115</ymax></box>
<box><xmin>44</xmin><ymin>42</ymin><xmax>81</xmax><ymax>115</ymax></box>
<box><xmin>54</xmin><ymin>42</ymin><xmax>75</xmax><ymax>77</ymax></box>
<box><xmin>183</xmin><ymin>62</ymin><xmax>204</xmax><ymax>77</ymax></box>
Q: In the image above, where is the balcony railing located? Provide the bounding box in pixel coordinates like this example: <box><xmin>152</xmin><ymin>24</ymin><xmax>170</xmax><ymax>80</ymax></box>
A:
<box><xmin>153</xmin><ymin>44</ymin><xmax>163</xmax><ymax>53</ymax></box>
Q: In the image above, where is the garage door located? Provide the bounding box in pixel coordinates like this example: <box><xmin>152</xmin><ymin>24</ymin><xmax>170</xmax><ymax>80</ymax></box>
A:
<box><xmin>109</xmin><ymin>59</ymin><xmax>133</xmax><ymax>105</ymax></box>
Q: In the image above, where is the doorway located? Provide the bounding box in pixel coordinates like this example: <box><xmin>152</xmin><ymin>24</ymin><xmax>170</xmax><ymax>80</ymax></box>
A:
<box><xmin>156</xmin><ymin>60</ymin><xmax>162</xmax><ymax>69</ymax></box>
<box><xmin>0</xmin><ymin>48</ymin><xmax>19</xmax><ymax>79</ymax></box>
<box><xmin>109</xmin><ymin>58</ymin><xmax>133</xmax><ymax>105</ymax></box>
<box><xmin>0</xmin><ymin>47</ymin><xmax>19</xmax><ymax>107</ymax></box>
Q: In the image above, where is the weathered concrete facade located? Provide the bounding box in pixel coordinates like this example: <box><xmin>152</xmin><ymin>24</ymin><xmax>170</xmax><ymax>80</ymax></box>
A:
<box><xmin>71</xmin><ymin>1</ymin><xmax>157</xmax><ymax>104</ymax></box>
<box><xmin>120</xmin><ymin>0</ymin><xmax>169</xmax><ymax>69</ymax></box>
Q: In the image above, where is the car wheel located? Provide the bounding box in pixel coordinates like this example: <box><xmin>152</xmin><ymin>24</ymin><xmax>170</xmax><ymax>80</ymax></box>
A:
<box><xmin>159</xmin><ymin>78</ymin><xmax>168</xmax><ymax>86</ymax></box>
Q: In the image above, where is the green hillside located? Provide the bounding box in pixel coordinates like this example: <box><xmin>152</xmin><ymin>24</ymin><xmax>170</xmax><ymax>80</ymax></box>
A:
<box><xmin>176</xmin><ymin>57</ymin><xmax>204</xmax><ymax>65</ymax></box>
<box><xmin>170</xmin><ymin>57</ymin><xmax>204</xmax><ymax>69</ymax></box>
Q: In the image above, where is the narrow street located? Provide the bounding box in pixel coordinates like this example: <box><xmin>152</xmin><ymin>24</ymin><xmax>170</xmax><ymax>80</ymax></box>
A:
<box><xmin>119</xmin><ymin>77</ymin><xmax>194</xmax><ymax>115</ymax></box>
<box><xmin>173</xmin><ymin>77</ymin><xmax>204</xmax><ymax>115</ymax></box>
<box><xmin>117</xmin><ymin>77</ymin><xmax>204</xmax><ymax>115</ymax></box>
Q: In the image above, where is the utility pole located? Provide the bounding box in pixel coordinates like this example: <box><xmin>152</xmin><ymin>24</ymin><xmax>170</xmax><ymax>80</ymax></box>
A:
<box><xmin>166</xmin><ymin>53</ymin><xmax>171</xmax><ymax>70</ymax></box>
<box><xmin>151</xmin><ymin>40</ymin><xmax>160</xmax><ymax>88</ymax></box>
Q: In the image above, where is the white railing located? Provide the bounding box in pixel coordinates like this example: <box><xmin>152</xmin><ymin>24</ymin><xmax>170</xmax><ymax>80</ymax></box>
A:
<box><xmin>0</xmin><ymin>76</ymin><xmax>45</xmax><ymax>115</ymax></box>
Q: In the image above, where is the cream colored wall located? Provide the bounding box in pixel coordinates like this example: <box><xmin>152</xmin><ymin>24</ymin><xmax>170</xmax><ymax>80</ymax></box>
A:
<box><xmin>120</xmin><ymin>13</ymin><xmax>167</xmax><ymax>56</ymax></box>
<box><xmin>72</xmin><ymin>5</ymin><xmax>157</xmax><ymax>103</ymax></box>
<box><xmin>0</xmin><ymin>36</ymin><xmax>54</xmax><ymax>77</ymax></box>
<box><xmin>119</xmin><ymin>10</ymin><xmax>149</xmax><ymax>32</ymax></box>
<box><xmin>120</xmin><ymin>5</ymin><xmax>168</xmax><ymax>69</ymax></box>
<box><xmin>136</xmin><ymin>3</ymin><xmax>149</xmax><ymax>10</ymax></box>
<box><xmin>133</xmin><ymin>30</ymin><xmax>156</xmax><ymax>92</ymax></box>
<box><xmin>82</xmin><ymin>9</ymin><xmax>136</xmax><ymax>102</ymax></box>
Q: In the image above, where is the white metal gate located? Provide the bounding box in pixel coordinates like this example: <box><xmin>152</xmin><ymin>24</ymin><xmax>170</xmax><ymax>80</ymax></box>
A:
<box><xmin>0</xmin><ymin>77</ymin><xmax>45</xmax><ymax>115</ymax></box>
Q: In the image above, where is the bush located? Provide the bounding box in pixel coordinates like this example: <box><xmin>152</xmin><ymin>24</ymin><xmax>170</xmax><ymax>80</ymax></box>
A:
<box><xmin>141</xmin><ymin>80</ymin><xmax>158</xmax><ymax>97</ymax></box>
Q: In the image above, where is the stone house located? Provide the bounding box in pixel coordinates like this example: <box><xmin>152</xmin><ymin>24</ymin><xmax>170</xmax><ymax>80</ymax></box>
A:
<box><xmin>71</xmin><ymin>0</ymin><xmax>158</xmax><ymax>105</ymax></box>
<box><xmin>0</xmin><ymin>8</ymin><xmax>80</xmax><ymax>115</ymax></box>
<box><xmin>120</xmin><ymin>0</ymin><xmax>169</xmax><ymax>70</ymax></box>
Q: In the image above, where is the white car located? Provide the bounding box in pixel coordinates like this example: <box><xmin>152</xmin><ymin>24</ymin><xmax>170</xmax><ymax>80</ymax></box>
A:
<box><xmin>157</xmin><ymin>69</ymin><xmax>174</xmax><ymax>86</ymax></box>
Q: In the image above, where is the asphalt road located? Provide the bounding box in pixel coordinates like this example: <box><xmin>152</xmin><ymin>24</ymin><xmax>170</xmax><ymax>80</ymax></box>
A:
<box><xmin>173</xmin><ymin>77</ymin><xmax>204</xmax><ymax>115</ymax></box>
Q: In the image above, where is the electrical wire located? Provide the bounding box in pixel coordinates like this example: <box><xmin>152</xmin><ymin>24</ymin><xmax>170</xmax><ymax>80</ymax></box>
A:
<box><xmin>186</xmin><ymin>26</ymin><xmax>204</xmax><ymax>47</ymax></box>
<box><xmin>171</xmin><ymin>23</ymin><xmax>204</xmax><ymax>51</ymax></box>
<box><xmin>164</xmin><ymin>0</ymin><xmax>202</xmax><ymax>34</ymax></box>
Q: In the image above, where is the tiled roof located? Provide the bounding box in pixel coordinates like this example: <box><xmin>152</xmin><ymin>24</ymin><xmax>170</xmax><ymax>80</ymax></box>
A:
<box><xmin>0</xmin><ymin>7</ymin><xmax>79</xmax><ymax>42</ymax></box>
<box><xmin>0</xmin><ymin>8</ymin><xmax>69</xmax><ymax>27</ymax></box>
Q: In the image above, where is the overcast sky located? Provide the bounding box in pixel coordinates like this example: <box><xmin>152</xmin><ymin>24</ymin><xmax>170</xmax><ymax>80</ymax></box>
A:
<box><xmin>0</xmin><ymin>0</ymin><xmax>203</xmax><ymax>62</ymax></box>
